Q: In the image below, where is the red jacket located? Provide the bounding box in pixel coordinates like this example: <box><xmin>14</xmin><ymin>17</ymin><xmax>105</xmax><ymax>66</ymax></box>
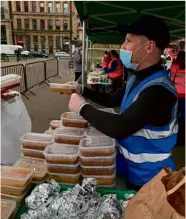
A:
<box><xmin>108</xmin><ymin>58</ymin><xmax>124</xmax><ymax>79</ymax></box>
<box><xmin>102</xmin><ymin>55</ymin><xmax>112</xmax><ymax>68</ymax></box>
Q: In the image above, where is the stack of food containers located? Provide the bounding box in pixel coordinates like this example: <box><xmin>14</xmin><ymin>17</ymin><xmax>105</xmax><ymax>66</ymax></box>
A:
<box><xmin>1</xmin><ymin>199</ymin><xmax>16</xmax><ymax>219</ymax></box>
<box><xmin>80</xmin><ymin>130</ymin><xmax>116</xmax><ymax>188</ymax></box>
<box><xmin>13</xmin><ymin>157</ymin><xmax>47</xmax><ymax>183</ymax></box>
<box><xmin>0</xmin><ymin>167</ymin><xmax>33</xmax><ymax>206</ymax></box>
<box><xmin>20</xmin><ymin>133</ymin><xmax>53</xmax><ymax>160</ymax></box>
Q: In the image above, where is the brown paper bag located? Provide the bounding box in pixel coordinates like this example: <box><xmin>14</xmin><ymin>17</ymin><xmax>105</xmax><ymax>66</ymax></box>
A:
<box><xmin>125</xmin><ymin>168</ymin><xmax>185</xmax><ymax>219</ymax></box>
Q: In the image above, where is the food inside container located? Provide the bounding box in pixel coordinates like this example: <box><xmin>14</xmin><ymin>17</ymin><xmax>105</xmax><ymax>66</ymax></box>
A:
<box><xmin>44</xmin><ymin>143</ymin><xmax>79</xmax><ymax>164</ymax></box>
<box><xmin>80</xmin><ymin>137</ymin><xmax>116</xmax><ymax>157</ymax></box>
<box><xmin>80</xmin><ymin>153</ymin><xmax>116</xmax><ymax>166</ymax></box>
<box><xmin>61</xmin><ymin>112</ymin><xmax>88</xmax><ymax>128</ymax></box>
<box><xmin>47</xmin><ymin>172</ymin><xmax>81</xmax><ymax>184</ymax></box>
<box><xmin>49</xmin><ymin>83</ymin><xmax>76</xmax><ymax>94</ymax></box>
<box><xmin>54</xmin><ymin>127</ymin><xmax>85</xmax><ymax>145</ymax></box>
<box><xmin>20</xmin><ymin>133</ymin><xmax>53</xmax><ymax>150</ymax></box>
<box><xmin>21</xmin><ymin>146</ymin><xmax>45</xmax><ymax>159</ymax></box>
<box><xmin>1</xmin><ymin>167</ymin><xmax>33</xmax><ymax>187</ymax></box>
<box><xmin>81</xmin><ymin>164</ymin><xmax>115</xmax><ymax>175</ymax></box>
<box><xmin>13</xmin><ymin>157</ymin><xmax>47</xmax><ymax>182</ymax></box>
<box><xmin>82</xmin><ymin>173</ymin><xmax>115</xmax><ymax>185</ymax></box>
<box><xmin>50</xmin><ymin>120</ymin><xmax>61</xmax><ymax>130</ymax></box>
<box><xmin>1</xmin><ymin>200</ymin><xmax>16</xmax><ymax>219</ymax></box>
<box><xmin>1</xmin><ymin>183</ymin><xmax>32</xmax><ymax>204</ymax></box>
<box><xmin>1</xmin><ymin>74</ymin><xmax>21</xmax><ymax>90</ymax></box>
<box><xmin>46</xmin><ymin>161</ymin><xmax>80</xmax><ymax>174</ymax></box>
<box><xmin>1</xmin><ymin>180</ymin><xmax>32</xmax><ymax>196</ymax></box>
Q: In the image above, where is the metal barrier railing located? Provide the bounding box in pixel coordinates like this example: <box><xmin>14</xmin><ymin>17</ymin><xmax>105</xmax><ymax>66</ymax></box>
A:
<box><xmin>0</xmin><ymin>58</ymin><xmax>60</xmax><ymax>99</ymax></box>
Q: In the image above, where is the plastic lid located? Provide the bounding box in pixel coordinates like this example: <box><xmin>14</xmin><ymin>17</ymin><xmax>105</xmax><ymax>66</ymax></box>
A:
<box><xmin>1</xmin><ymin>199</ymin><xmax>16</xmax><ymax>219</ymax></box>
<box><xmin>47</xmin><ymin>171</ymin><xmax>81</xmax><ymax>177</ymax></box>
<box><xmin>54</xmin><ymin>127</ymin><xmax>85</xmax><ymax>137</ymax></box>
<box><xmin>86</xmin><ymin>127</ymin><xmax>107</xmax><ymax>137</ymax></box>
<box><xmin>45</xmin><ymin>160</ymin><xmax>80</xmax><ymax>168</ymax></box>
<box><xmin>61</xmin><ymin>112</ymin><xmax>86</xmax><ymax>121</ymax></box>
<box><xmin>49</xmin><ymin>83</ymin><xmax>76</xmax><ymax>89</ymax></box>
<box><xmin>81</xmin><ymin>163</ymin><xmax>116</xmax><ymax>169</ymax></box>
<box><xmin>80</xmin><ymin>137</ymin><xmax>115</xmax><ymax>148</ymax></box>
<box><xmin>44</xmin><ymin>143</ymin><xmax>79</xmax><ymax>156</ymax></box>
<box><xmin>21</xmin><ymin>145</ymin><xmax>44</xmax><ymax>153</ymax></box>
<box><xmin>20</xmin><ymin>133</ymin><xmax>53</xmax><ymax>143</ymax></box>
<box><xmin>50</xmin><ymin>120</ymin><xmax>61</xmax><ymax>127</ymax></box>
<box><xmin>0</xmin><ymin>167</ymin><xmax>33</xmax><ymax>180</ymax></box>
<box><xmin>1</xmin><ymin>74</ymin><xmax>21</xmax><ymax>87</ymax></box>
<box><xmin>80</xmin><ymin>152</ymin><xmax>116</xmax><ymax>160</ymax></box>
<box><xmin>82</xmin><ymin>171</ymin><xmax>116</xmax><ymax>178</ymax></box>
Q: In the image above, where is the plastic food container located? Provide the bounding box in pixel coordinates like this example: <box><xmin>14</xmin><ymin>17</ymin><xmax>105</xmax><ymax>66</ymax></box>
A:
<box><xmin>50</xmin><ymin>120</ymin><xmax>61</xmax><ymax>130</ymax></box>
<box><xmin>13</xmin><ymin>157</ymin><xmax>47</xmax><ymax>182</ymax></box>
<box><xmin>61</xmin><ymin>112</ymin><xmax>88</xmax><ymax>128</ymax></box>
<box><xmin>1</xmin><ymin>74</ymin><xmax>21</xmax><ymax>90</ymax></box>
<box><xmin>20</xmin><ymin>133</ymin><xmax>53</xmax><ymax>150</ymax></box>
<box><xmin>54</xmin><ymin>127</ymin><xmax>85</xmax><ymax>145</ymax></box>
<box><xmin>82</xmin><ymin>172</ymin><xmax>116</xmax><ymax>185</ymax></box>
<box><xmin>86</xmin><ymin>127</ymin><xmax>107</xmax><ymax>137</ymax></box>
<box><xmin>48</xmin><ymin>172</ymin><xmax>81</xmax><ymax>184</ymax></box>
<box><xmin>1</xmin><ymin>180</ymin><xmax>32</xmax><ymax>196</ymax></box>
<box><xmin>80</xmin><ymin>153</ymin><xmax>116</xmax><ymax>166</ymax></box>
<box><xmin>80</xmin><ymin>137</ymin><xmax>116</xmax><ymax>157</ymax></box>
<box><xmin>1</xmin><ymin>167</ymin><xmax>33</xmax><ymax>187</ymax></box>
<box><xmin>21</xmin><ymin>146</ymin><xmax>45</xmax><ymax>159</ymax></box>
<box><xmin>46</xmin><ymin>161</ymin><xmax>80</xmax><ymax>174</ymax></box>
<box><xmin>44</xmin><ymin>129</ymin><xmax>54</xmax><ymax>135</ymax></box>
<box><xmin>1</xmin><ymin>200</ymin><xmax>16</xmax><ymax>219</ymax></box>
<box><xmin>81</xmin><ymin>164</ymin><xmax>115</xmax><ymax>175</ymax></box>
<box><xmin>1</xmin><ymin>183</ymin><xmax>32</xmax><ymax>204</ymax></box>
<box><xmin>44</xmin><ymin>143</ymin><xmax>79</xmax><ymax>164</ymax></box>
<box><xmin>49</xmin><ymin>83</ymin><xmax>76</xmax><ymax>94</ymax></box>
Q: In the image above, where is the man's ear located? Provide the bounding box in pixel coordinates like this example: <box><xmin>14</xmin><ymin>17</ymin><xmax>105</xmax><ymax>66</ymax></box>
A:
<box><xmin>146</xmin><ymin>41</ymin><xmax>156</xmax><ymax>54</ymax></box>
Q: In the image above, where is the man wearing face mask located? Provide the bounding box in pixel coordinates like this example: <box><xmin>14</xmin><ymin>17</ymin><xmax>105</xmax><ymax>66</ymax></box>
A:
<box><xmin>68</xmin><ymin>15</ymin><xmax>178</xmax><ymax>191</ymax></box>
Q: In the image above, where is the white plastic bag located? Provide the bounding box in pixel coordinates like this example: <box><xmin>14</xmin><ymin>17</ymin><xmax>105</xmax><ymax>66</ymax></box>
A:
<box><xmin>1</xmin><ymin>92</ymin><xmax>31</xmax><ymax>165</ymax></box>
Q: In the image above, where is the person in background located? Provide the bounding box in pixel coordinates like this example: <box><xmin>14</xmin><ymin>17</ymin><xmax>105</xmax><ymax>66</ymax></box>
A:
<box><xmin>101</xmin><ymin>51</ymin><xmax>112</xmax><ymax>73</ymax></box>
<box><xmin>68</xmin><ymin>15</ymin><xmax>178</xmax><ymax>191</ymax></box>
<box><xmin>74</xmin><ymin>46</ymin><xmax>82</xmax><ymax>81</ymax></box>
<box><xmin>107</xmin><ymin>50</ymin><xmax>124</xmax><ymax>92</ymax></box>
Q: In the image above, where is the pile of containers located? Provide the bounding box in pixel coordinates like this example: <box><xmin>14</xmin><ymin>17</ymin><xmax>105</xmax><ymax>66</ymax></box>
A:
<box><xmin>80</xmin><ymin>126</ymin><xmax>116</xmax><ymax>188</ymax></box>
<box><xmin>1</xmin><ymin>199</ymin><xmax>16</xmax><ymax>219</ymax></box>
<box><xmin>13</xmin><ymin>157</ymin><xmax>47</xmax><ymax>183</ymax></box>
<box><xmin>0</xmin><ymin>167</ymin><xmax>33</xmax><ymax>206</ymax></box>
<box><xmin>20</xmin><ymin>133</ymin><xmax>53</xmax><ymax>160</ymax></box>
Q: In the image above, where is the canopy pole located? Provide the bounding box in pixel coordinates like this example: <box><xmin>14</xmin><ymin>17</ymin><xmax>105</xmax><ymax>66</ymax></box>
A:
<box><xmin>89</xmin><ymin>40</ymin><xmax>92</xmax><ymax>70</ymax></box>
<box><xmin>82</xmin><ymin>20</ymin><xmax>86</xmax><ymax>85</ymax></box>
<box><xmin>85</xmin><ymin>36</ymin><xmax>89</xmax><ymax>72</ymax></box>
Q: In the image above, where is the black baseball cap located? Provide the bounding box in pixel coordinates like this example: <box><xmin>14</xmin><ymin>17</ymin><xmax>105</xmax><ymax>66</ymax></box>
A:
<box><xmin>117</xmin><ymin>15</ymin><xmax>170</xmax><ymax>51</ymax></box>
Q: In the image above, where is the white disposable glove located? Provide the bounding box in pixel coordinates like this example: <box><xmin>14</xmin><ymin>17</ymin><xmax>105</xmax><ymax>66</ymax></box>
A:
<box><xmin>68</xmin><ymin>93</ymin><xmax>88</xmax><ymax>115</ymax></box>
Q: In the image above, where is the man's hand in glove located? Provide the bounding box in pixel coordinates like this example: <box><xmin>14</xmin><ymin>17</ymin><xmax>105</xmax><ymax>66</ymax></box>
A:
<box><xmin>69</xmin><ymin>93</ymin><xmax>88</xmax><ymax>115</ymax></box>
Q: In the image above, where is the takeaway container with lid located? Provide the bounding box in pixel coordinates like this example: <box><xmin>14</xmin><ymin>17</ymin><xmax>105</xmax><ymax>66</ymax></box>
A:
<box><xmin>13</xmin><ymin>157</ymin><xmax>47</xmax><ymax>182</ymax></box>
<box><xmin>1</xmin><ymin>74</ymin><xmax>21</xmax><ymax>90</ymax></box>
<box><xmin>0</xmin><ymin>167</ymin><xmax>33</xmax><ymax>187</ymax></box>
<box><xmin>79</xmin><ymin>137</ymin><xmax>116</xmax><ymax>157</ymax></box>
<box><xmin>86</xmin><ymin>127</ymin><xmax>107</xmax><ymax>137</ymax></box>
<box><xmin>80</xmin><ymin>153</ymin><xmax>116</xmax><ymax>166</ymax></box>
<box><xmin>47</xmin><ymin>172</ymin><xmax>81</xmax><ymax>184</ymax></box>
<box><xmin>46</xmin><ymin>161</ymin><xmax>80</xmax><ymax>174</ymax></box>
<box><xmin>82</xmin><ymin>172</ymin><xmax>116</xmax><ymax>185</ymax></box>
<box><xmin>49</xmin><ymin>83</ymin><xmax>76</xmax><ymax>94</ymax></box>
<box><xmin>81</xmin><ymin>163</ymin><xmax>115</xmax><ymax>175</ymax></box>
<box><xmin>44</xmin><ymin>143</ymin><xmax>79</xmax><ymax>164</ymax></box>
<box><xmin>54</xmin><ymin>127</ymin><xmax>85</xmax><ymax>145</ymax></box>
<box><xmin>21</xmin><ymin>146</ymin><xmax>45</xmax><ymax>159</ymax></box>
<box><xmin>61</xmin><ymin>112</ymin><xmax>88</xmax><ymax>128</ymax></box>
<box><xmin>20</xmin><ymin>133</ymin><xmax>53</xmax><ymax>150</ymax></box>
<box><xmin>50</xmin><ymin>120</ymin><xmax>61</xmax><ymax>130</ymax></box>
<box><xmin>1</xmin><ymin>199</ymin><xmax>16</xmax><ymax>219</ymax></box>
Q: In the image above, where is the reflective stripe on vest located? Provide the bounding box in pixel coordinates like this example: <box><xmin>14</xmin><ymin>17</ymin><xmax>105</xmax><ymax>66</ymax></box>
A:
<box><xmin>108</xmin><ymin>58</ymin><xmax>124</xmax><ymax>79</ymax></box>
<box><xmin>119</xmin><ymin>145</ymin><xmax>171</xmax><ymax>163</ymax></box>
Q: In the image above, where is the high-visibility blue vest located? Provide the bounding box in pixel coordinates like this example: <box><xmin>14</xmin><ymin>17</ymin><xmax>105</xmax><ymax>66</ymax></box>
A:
<box><xmin>117</xmin><ymin>70</ymin><xmax>178</xmax><ymax>185</ymax></box>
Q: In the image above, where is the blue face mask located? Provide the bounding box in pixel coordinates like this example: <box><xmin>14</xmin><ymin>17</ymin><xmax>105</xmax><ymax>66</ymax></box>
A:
<box><xmin>120</xmin><ymin>41</ymin><xmax>150</xmax><ymax>70</ymax></box>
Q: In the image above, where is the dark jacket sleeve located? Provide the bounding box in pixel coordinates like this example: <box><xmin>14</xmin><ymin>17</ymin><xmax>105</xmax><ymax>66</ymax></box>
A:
<box><xmin>107</xmin><ymin>60</ymin><xmax>118</xmax><ymax>73</ymax></box>
<box><xmin>80</xmin><ymin>85</ymin><xmax>177</xmax><ymax>139</ymax></box>
<box><xmin>82</xmin><ymin>86</ymin><xmax>125</xmax><ymax>108</ymax></box>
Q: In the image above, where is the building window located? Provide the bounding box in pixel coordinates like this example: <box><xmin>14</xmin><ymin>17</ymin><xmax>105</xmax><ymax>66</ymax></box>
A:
<box><xmin>17</xmin><ymin>19</ymin><xmax>22</xmax><ymax>30</ymax></box>
<box><xmin>56</xmin><ymin>2</ymin><xmax>60</xmax><ymax>13</ymax></box>
<box><xmin>24</xmin><ymin>19</ymin><xmax>29</xmax><ymax>29</ymax></box>
<box><xmin>16</xmin><ymin>1</ymin><xmax>21</xmax><ymax>12</ymax></box>
<box><xmin>48</xmin><ymin>36</ymin><xmax>53</xmax><ymax>54</ymax></box>
<box><xmin>63</xmin><ymin>2</ymin><xmax>68</xmax><ymax>14</ymax></box>
<box><xmin>25</xmin><ymin>35</ymin><xmax>31</xmax><ymax>50</ymax></box>
<box><xmin>56</xmin><ymin>20</ymin><xmax>60</xmax><ymax>30</ymax></box>
<box><xmin>33</xmin><ymin>36</ymin><xmax>38</xmax><ymax>51</ymax></box>
<box><xmin>56</xmin><ymin>36</ymin><xmax>61</xmax><ymax>50</ymax></box>
<box><xmin>63</xmin><ymin>20</ymin><xmax>68</xmax><ymax>31</ymax></box>
<box><xmin>48</xmin><ymin>19</ymin><xmax>53</xmax><ymax>30</ymax></box>
<box><xmin>1</xmin><ymin>25</ymin><xmax>7</xmax><ymax>44</ymax></box>
<box><xmin>40</xmin><ymin>2</ymin><xmax>44</xmax><ymax>13</ymax></box>
<box><xmin>32</xmin><ymin>19</ymin><xmax>37</xmax><ymax>30</ymax></box>
<box><xmin>40</xmin><ymin>20</ymin><xmax>45</xmax><ymax>30</ymax></box>
<box><xmin>0</xmin><ymin>1</ymin><xmax>5</xmax><ymax>20</ymax></box>
<box><xmin>24</xmin><ymin>1</ymin><xmax>28</xmax><ymax>12</ymax></box>
<box><xmin>48</xmin><ymin>2</ymin><xmax>52</xmax><ymax>13</ymax></box>
<box><xmin>41</xmin><ymin>36</ymin><xmax>45</xmax><ymax>50</ymax></box>
<box><xmin>32</xmin><ymin>1</ymin><xmax>37</xmax><ymax>12</ymax></box>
